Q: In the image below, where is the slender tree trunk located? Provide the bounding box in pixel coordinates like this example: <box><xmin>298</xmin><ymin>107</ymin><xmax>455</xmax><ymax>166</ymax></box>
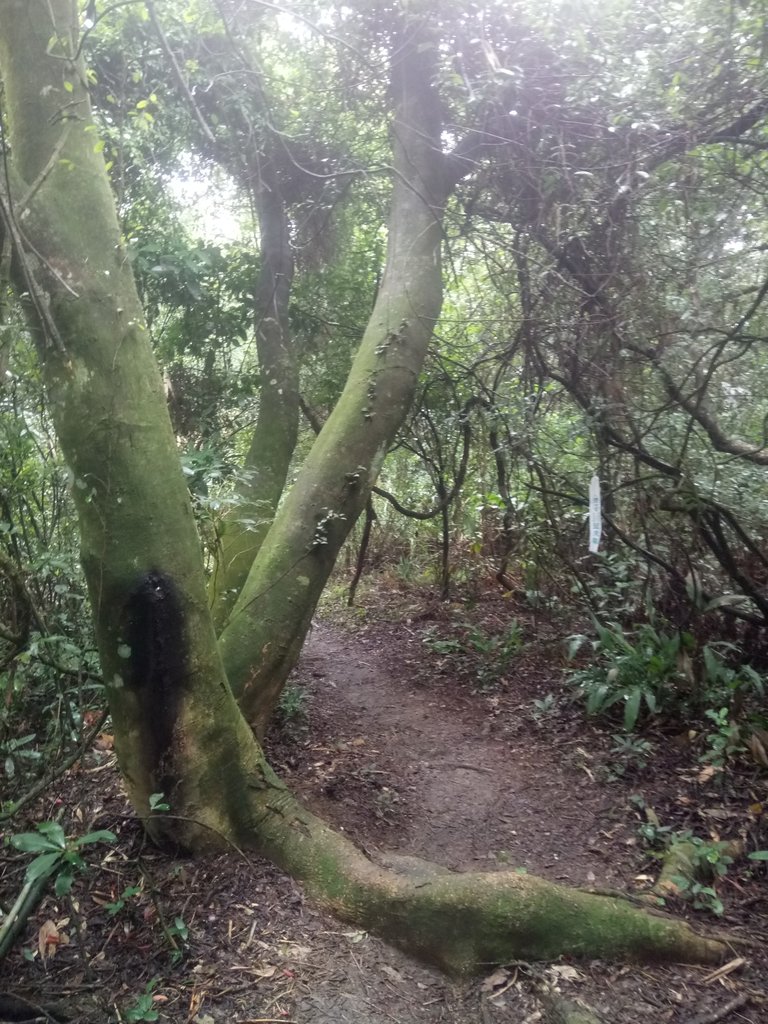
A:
<box><xmin>348</xmin><ymin>497</ymin><xmax>377</xmax><ymax>606</ymax></box>
<box><xmin>217</xmin><ymin>21</ymin><xmax>449</xmax><ymax>732</ymax></box>
<box><xmin>209</xmin><ymin>172</ymin><xmax>299</xmax><ymax>633</ymax></box>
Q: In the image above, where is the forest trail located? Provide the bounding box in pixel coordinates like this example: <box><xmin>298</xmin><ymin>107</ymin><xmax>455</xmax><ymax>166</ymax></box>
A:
<box><xmin>281</xmin><ymin>620</ymin><xmax>629</xmax><ymax>887</ymax></box>
<box><xmin>265</xmin><ymin>618</ymin><xmax>764</xmax><ymax>1024</ymax></box>
<box><xmin>9</xmin><ymin>616</ymin><xmax>765</xmax><ymax>1024</ymax></box>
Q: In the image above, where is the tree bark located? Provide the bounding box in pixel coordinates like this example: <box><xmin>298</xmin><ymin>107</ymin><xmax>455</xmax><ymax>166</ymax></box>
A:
<box><xmin>234</xmin><ymin>753</ymin><xmax>724</xmax><ymax>975</ymax></box>
<box><xmin>0</xmin><ymin>0</ymin><xmax>237</xmax><ymax>839</ymax></box>
<box><xmin>209</xmin><ymin>165</ymin><xmax>299</xmax><ymax>633</ymax></box>
<box><xmin>217</xmin><ymin>18</ymin><xmax>450</xmax><ymax>732</ymax></box>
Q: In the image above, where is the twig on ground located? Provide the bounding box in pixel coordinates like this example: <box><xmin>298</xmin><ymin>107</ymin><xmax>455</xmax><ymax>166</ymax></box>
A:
<box><xmin>686</xmin><ymin>993</ymin><xmax>750</xmax><ymax>1024</ymax></box>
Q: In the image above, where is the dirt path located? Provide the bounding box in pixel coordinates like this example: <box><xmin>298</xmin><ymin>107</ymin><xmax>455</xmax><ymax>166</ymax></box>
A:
<box><xmin>6</xmin><ymin>616</ymin><xmax>764</xmax><ymax>1024</ymax></box>
<box><xmin>284</xmin><ymin>621</ymin><xmax>630</xmax><ymax>885</ymax></box>
<box><xmin>263</xmin><ymin>617</ymin><xmax>765</xmax><ymax>1024</ymax></box>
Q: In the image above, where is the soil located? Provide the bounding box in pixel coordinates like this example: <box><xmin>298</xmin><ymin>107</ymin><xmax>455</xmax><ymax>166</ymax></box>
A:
<box><xmin>1</xmin><ymin>582</ymin><xmax>767</xmax><ymax>1023</ymax></box>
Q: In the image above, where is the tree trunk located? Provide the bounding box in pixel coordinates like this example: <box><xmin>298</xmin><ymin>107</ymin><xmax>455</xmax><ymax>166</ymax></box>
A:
<box><xmin>0</xmin><ymin>0</ymin><xmax>727</xmax><ymax>976</ymax></box>
<box><xmin>217</xmin><ymin>18</ymin><xmax>449</xmax><ymax>732</ymax></box>
<box><xmin>0</xmin><ymin>0</ymin><xmax>237</xmax><ymax>839</ymax></box>
<box><xmin>209</xmin><ymin>169</ymin><xmax>299</xmax><ymax>633</ymax></box>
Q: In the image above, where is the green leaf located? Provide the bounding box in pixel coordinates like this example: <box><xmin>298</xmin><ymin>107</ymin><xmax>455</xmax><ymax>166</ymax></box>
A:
<box><xmin>54</xmin><ymin>868</ymin><xmax>75</xmax><ymax>896</ymax></box>
<box><xmin>623</xmin><ymin>688</ymin><xmax>642</xmax><ymax>731</ymax></box>
<box><xmin>586</xmin><ymin>682</ymin><xmax>609</xmax><ymax>715</ymax></box>
<box><xmin>702</xmin><ymin>645</ymin><xmax>721</xmax><ymax>682</ymax></box>
<box><xmin>748</xmin><ymin>850</ymin><xmax>768</xmax><ymax>861</ymax></box>
<box><xmin>26</xmin><ymin>851</ymin><xmax>62</xmax><ymax>882</ymax></box>
<box><xmin>38</xmin><ymin>822</ymin><xmax>67</xmax><ymax>848</ymax></box>
<box><xmin>12</xmin><ymin>832</ymin><xmax>59</xmax><ymax>854</ymax></box>
<box><xmin>74</xmin><ymin>829</ymin><xmax>117</xmax><ymax>847</ymax></box>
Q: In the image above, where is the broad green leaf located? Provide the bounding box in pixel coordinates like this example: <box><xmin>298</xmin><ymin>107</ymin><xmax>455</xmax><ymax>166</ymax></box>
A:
<box><xmin>12</xmin><ymin>832</ymin><xmax>60</xmax><ymax>854</ymax></box>
<box><xmin>54</xmin><ymin>868</ymin><xmax>75</xmax><ymax>896</ymax></box>
<box><xmin>74</xmin><ymin>829</ymin><xmax>117</xmax><ymax>847</ymax></box>
<box><xmin>26</xmin><ymin>851</ymin><xmax>62</xmax><ymax>882</ymax></box>
<box><xmin>37</xmin><ymin>822</ymin><xmax>67</xmax><ymax>848</ymax></box>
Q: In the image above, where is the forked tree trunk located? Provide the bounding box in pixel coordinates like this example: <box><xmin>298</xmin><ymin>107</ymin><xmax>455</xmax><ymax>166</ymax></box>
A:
<box><xmin>217</xmin><ymin>23</ymin><xmax>449</xmax><ymax>731</ymax></box>
<box><xmin>0</xmin><ymin>0</ymin><xmax>726</xmax><ymax>975</ymax></box>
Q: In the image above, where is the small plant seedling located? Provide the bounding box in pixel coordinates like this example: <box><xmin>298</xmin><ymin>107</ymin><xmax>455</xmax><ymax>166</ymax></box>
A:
<box><xmin>277</xmin><ymin>684</ymin><xmax>308</xmax><ymax>728</ymax></box>
<box><xmin>700</xmin><ymin>708</ymin><xmax>742</xmax><ymax>769</ymax></box>
<box><xmin>423</xmin><ymin>621</ymin><xmax>524</xmax><ymax>690</ymax></box>
<box><xmin>123</xmin><ymin>977</ymin><xmax>161</xmax><ymax>1023</ymax></box>
<box><xmin>607</xmin><ymin>733</ymin><xmax>655</xmax><ymax>778</ymax></box>
<box><xmin>531</xmin><ymin>693</ymin><xmax>557</xmax><ymax>722</ymax></box>
<box><xmin>421</xmin><ymin>628</ymin><xmax>462</xmax><ymax>656</ymax></box>
<box><xmin>10</xmin><ymin>821</ymin><xmax>116</xmax><ymax>896</ymax></box>
<box><xmin>669</xmin><ymin>876</ymin><xmax>724</xmax><ymax>916</ymax></box>
<box><xmin>166</xmin><ymin>915</ymin><xmax>189</xmax><ymax>965</ymax></box>
<box><xmin>105</xmin><ymin>883</ymin><xmax>142</xmax><ymax>916</ymax></box>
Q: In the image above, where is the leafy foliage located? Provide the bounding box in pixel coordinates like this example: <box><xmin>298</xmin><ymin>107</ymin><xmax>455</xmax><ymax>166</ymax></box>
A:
<box><xmin>567</xmin><ymin>622</ymin><xmax>689</xmax><ymax>730</ymax></box>
<box><xmin>10</xmin><ymin>822</ymin><xmax>116</xmax><ymax>897</ymax></box>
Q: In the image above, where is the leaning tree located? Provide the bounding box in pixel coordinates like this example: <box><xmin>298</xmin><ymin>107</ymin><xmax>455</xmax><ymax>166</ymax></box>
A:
<box><xmin>0</xmin><ymin>0</ymin><xmax>730</xmax><ymax>973</ymax></box>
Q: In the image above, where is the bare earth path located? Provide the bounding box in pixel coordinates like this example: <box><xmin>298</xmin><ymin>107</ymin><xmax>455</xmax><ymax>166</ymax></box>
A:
<box><xmin>289</xmin><ymin>622</ymin><xmax>626</xmax><ymax>886</ymax></box>
<box><xmin>263</xmin><ymin>617</ymin><xmax>766</xmax><ymax>1024</ymax></box>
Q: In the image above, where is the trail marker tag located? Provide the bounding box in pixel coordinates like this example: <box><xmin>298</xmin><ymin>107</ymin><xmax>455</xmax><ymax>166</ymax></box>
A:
<box><xmin>589</xmin><ymin>475</ymin><xmax>602</xmax><ymax>554</ymax></box>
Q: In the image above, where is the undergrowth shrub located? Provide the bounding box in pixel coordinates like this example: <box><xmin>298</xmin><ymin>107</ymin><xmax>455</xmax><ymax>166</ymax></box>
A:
<box><xmin>567</xmin><ymin>620</ymin><xmax>765</xmax><ymax>732</ymax></box>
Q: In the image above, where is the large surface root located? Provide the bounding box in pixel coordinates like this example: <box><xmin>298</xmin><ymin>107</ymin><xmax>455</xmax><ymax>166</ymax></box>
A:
<box><xmin>242</xmin><ymin>767</ymin><xmax>726</xmax><ymax>975</ymax></box>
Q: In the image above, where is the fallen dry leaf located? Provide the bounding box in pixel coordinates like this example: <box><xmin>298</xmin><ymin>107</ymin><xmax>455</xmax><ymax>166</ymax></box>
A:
<box><xmin>481</xmin><ymin>967</ymin><xmax>510</xmax><ymax>992</ymax></box>
<box><xmin>252</xmin><ymin>964</ymin><xmax>278</xmax><ymax>979</ymax></box>
<box><xmin>95</xmin><ymin>732</ymin><xmax>114</xmax><ymax>750</ymax></box>
<box><xmin>747</xmin><ymin>732</ymin><xmax>768</xmax><ymax>769</ymax></box>
<box><xmin>38</xmin><ymin>920</ymin><xmax>69</xmax><ymax>961</ymax></box>
<box><xmin>548</xmin><ymin>964</ymin><xmax>582</xmax><ymax>982</ymax></box>
<box><xmin>380</xmin><ymin>964</ymin><xmax>405</xmax><ymax>983</ymax></box>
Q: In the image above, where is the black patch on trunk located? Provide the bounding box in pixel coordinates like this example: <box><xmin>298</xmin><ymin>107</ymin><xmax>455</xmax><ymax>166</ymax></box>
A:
<box><xmin>123</xmin><ymin>570</ymin><xmax>188</xmax><ymax>794</ymax></box>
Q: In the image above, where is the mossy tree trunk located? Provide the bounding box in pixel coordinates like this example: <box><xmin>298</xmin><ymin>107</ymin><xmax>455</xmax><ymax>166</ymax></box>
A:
<box><xmin>217</xmin><ymin>18</ymin><xmax>449</xmax><ymax>732</ymax></box>
<box><xmin>0</xmin><ymin>0</ymin><xmax>253</xmax><ymax>843</ymax></box>
<box><xmin>208</xmin><ymin>157</ymin><xmax>299</xmax><ymax>634</ymax></box>
<box><xmin>0</xmin><ymin>0</ymin><xmax>726</xmax><ymax>975</ymax></box>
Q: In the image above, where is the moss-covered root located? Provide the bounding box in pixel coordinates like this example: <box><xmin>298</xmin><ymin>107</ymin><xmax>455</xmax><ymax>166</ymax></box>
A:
<box><xmin>243</xmin><ymin>778</ymin><xmax>726</xmax><ymax>976</ymax></box>
<box><xmin>352</xmin><ymin>864</ymin><xmax>723</xmax><ymax>975</ymax></box>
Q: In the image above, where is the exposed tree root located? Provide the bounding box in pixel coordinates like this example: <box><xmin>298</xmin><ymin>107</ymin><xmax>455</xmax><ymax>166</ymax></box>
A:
<box><xmin>241</xmin><ymin>763</ymin><xmax>727</xmax><ymax>976</ymax></box>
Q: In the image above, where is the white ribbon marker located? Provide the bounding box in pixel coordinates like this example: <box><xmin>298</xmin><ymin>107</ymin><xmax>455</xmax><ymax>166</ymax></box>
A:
<box><xmin>588</xmin><ymin>474</ymin><xmax>602</xmax><ymax>554</ymax></box>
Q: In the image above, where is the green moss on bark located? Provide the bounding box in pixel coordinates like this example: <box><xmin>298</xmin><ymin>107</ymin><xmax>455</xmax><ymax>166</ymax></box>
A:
<box><xmin>218</xmin><ymin>22</ymin><xmax>449</xmax><ymax>731</ymax></box>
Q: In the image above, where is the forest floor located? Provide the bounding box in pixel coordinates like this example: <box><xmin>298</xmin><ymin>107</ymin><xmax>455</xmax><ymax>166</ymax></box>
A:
<box><xmin>1</xmin><ymin>576</ymin><xmax>767</xmax><ymax>1023</ymax></box>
